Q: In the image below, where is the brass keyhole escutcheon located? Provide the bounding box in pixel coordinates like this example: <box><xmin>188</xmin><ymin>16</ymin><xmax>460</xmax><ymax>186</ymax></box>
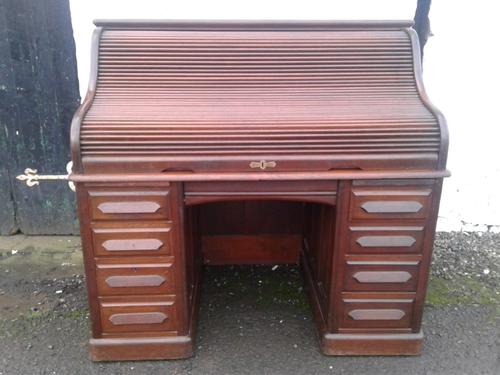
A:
<box><xmin>249</xmin><ymin>160</ymin><xmax>277</xmax><ymax>170</ymax></box>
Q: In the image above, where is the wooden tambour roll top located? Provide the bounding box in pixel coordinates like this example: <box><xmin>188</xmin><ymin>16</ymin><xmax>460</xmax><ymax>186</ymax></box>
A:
<box><xmin>71</xmin><ymin>20</ymin><xmax>448</xmax><ymax>176</ymax></box>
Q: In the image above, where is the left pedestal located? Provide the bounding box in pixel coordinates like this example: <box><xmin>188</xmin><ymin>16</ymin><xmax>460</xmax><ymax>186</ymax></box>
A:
<box><xmin>76</xmin><ymin>182</ymin><xmax>201</xmax><ymax>361</ymax></box>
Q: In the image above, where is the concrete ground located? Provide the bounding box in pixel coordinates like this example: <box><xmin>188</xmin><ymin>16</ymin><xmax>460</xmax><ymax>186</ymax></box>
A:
<box><xmin>0</xmin><ymin>233</ymin><xmax>498</xmax><ymax>375</ymax></box>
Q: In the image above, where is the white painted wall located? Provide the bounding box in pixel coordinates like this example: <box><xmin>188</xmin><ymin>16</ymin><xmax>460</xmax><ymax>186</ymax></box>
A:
<box><xmin>69</xmin><ymin>0</ymin><xmax>500</xmax><ymax>231</ymax></box>
<box><xmin>423</xmin><ymin>1</ymin><xmax>500</xmax><ymax>231</ymax></box>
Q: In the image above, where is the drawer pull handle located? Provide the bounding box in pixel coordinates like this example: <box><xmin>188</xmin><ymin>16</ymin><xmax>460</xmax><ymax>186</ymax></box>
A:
<box><xmin>105</xmin><ymin>275</ymin><xmax>166</xmax><ymax>288</ymax></box>
<box><xmin>361</xmin><ymin>201</ymin><xmax>423</xmax><ymax>214</ymax></box>
<box><xmin>109</xmin><ymin>312</ymin><xmax>167</xmax><ymax>325</ymax></box>
<box><xmin>102</xmin><ymin>239</ymin><xmax>163</xmax><ymax>252</ymax></box>
<box><xmin>98</xmin><ymin>201</ymin><xmax>161</xmax><ymax>214</ymax></box>
<box><xmin>356</xmin><ymin>235</ymin><xmax>416</xmax><ymax>247</ymax></box>
<box><xmin>348</xmin><ymin>309</ymin><xmax>405</xmax><ymax>321</ymax></box>
<box><xmin>352</xmin><ymin>271</ymin><xmax>412</xmax><ymax>283</ymax></box>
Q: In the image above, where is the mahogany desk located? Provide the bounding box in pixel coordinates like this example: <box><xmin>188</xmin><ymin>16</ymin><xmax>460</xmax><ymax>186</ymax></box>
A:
<box><xmin>70</xmin><ymin>20</ymin><xmax>449</xmax><ymax>360</ymax></box>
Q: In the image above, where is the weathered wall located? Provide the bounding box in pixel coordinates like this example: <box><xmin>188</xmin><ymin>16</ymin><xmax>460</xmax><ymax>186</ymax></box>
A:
<box><xmin>0</xmin><ymin>0</ymin><xmax>80</xmax><ymax>234</ymax></box>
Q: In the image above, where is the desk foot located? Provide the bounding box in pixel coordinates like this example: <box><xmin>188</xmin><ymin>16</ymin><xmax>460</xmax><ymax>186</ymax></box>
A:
<box><xmin>89</xmin><ymin>336</ymin><xmax>194</xmax><ymax>361</ymax></box>
<box><xmin>320</xmin><ymin>332</ymin><xmax>423</xmax><ymax>356</ymax></box>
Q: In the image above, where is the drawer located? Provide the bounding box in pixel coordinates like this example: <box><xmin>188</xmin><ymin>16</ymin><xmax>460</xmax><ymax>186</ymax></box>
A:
<box><xmin>340</xmin><ymin>297</ymin><xmax>415</xmax><ymax>330</ymax></box>
<box><xmin>99</xmin><ymin>295</ymin><xmax>177</xmax><ymax>334</ymax></box>
<box><xmin>349</xmin><ymin>225</ymin><xmax>425</xmax><ymax>254</ymax></box>
<box><xmin>343</xmin><ymin>261</ymin><xmax>419</xmax><ymax>292</ymax></box>
<box><xmin>92</xmin><ymin>222</ymin><xmax>173</xmax><ymax>257</ymax></box>
<box><xmin>350</xmin><ymin>187</ymin><xmax>432</xmax><ymax>220</ymax></box>
<box><xmin>96</xmin><ymin>259</ymin><xmax>175</xmax><ymax>296</ymax></box>
<box><xmin>88</xmin><ymin>189</ymin><xmax>171</xmax><ymax>221</ymax></box>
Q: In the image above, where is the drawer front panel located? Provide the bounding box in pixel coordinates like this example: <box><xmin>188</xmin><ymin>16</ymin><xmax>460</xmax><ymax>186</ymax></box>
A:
<box><xmin>99</xmin><ymin>297</ymin><xmax>176</xmax><ymax>334</ymax></box>
<box><xmin>92</xmin><ymin>224</ymin><xmax>173</xmax><ymax>257</ymax></box>
<box><xmin>350</xmin><ymin>188</ymin><xmax>432</xmax><ymax>220</ymax></box>
<box><xmin>340</xmin><ymin>298</ymin><xmax>414</xmax><ymax>329</ymax></box>
<box><xmin>349</xmin><ymin>226</ymin><xmax>425</xmax><ymax>254</ymax></box>
<box><xmin>88</xmin><ymin>189</ymin><xmax>170</xmax><ymax>221</ymax></box>
<box><xmin>344</xmin><ymin>262</ymin><xmax>419</xmax><ymax>292</ymax></box>
<box><xmin>96</xmin><ymin>262</ymin><xmax>174</xmax><ymax>296</ymax></box>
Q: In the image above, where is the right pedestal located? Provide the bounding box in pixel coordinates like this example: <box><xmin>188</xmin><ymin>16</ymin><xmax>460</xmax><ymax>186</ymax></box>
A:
<box><xmin>303</xmin><ymin>178</ymin><xmax>443</xmax><ymax>356</ymax></box>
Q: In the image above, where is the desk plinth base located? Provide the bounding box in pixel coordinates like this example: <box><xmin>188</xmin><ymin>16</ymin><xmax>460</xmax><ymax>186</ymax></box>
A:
<box><xmin>89</xmin><ymin>336</ymin><xmax>194</xmax><ymax>361</ymax></box>
<box><xmin>319</xmin><ymin>332</ymin><xmax>423</xmax><ymax>356</ymax></box>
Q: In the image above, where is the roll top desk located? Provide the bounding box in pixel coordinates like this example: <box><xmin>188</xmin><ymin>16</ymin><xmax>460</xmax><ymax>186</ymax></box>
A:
<box><xmin>70</xmin><ymin>20</ymin><xmax>449</xmax><ymax>360</ymax></box>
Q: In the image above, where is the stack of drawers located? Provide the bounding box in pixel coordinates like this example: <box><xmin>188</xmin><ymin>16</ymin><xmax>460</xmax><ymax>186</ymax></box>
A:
<box><xmin>337</xmin><ymin>181</ymin><xmax>436</xmax><ymax>333</ymax></box>
<box><xmin>84</xmin><ymin>184</ymin><xmax>183</xmax><ymax>340</ymax></box>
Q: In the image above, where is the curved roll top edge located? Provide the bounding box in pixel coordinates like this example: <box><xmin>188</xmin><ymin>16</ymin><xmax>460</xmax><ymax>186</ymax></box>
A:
<box><xmin>70</xmin><ymin>27</ymin><xmax>102</xmax><ymax>174</ymax></box>
<box><xmin>404</xmin><ymin>27</ymin><xmax>449</xmax><ymax>170</ymax></box>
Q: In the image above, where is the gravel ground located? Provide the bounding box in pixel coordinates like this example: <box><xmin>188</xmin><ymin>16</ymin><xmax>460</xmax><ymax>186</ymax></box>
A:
<box><xmin>0</xmin><ymin>232</ymin><xmax>498</xmax><ymax>375</ymax></box>
<box><xmin>433</xmin><ymin>232</ymin><xmax>498</xmax><ymax>286</ymax></box>
<box><xmin>428</xmin><ymin>232</ymin><xmax>499</xmax><ymax>305</ymax></box>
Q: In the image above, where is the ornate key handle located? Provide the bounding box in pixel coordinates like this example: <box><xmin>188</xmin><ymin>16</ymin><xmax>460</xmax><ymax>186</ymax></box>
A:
<box><xmin>249</xmin><ymin>160</ymin><xmax>277</xmax><ymax>170</ymax></box>
<box><xmin>16</xmin><ymin>161</ymin><xmax>75</xmax><ymax>192</ymax></box>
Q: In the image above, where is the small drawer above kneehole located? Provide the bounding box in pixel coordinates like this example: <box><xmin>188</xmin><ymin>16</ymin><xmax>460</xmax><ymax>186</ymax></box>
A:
<box><xmin>350</xmin><ymin>187</ymin><xmax>432</xmax><ymax>220</ymax></box>
<box><xmin>96</xmin><ymin>259</ymin><xmax>175</xmax><ymax>296</ymax></box>
<box><xmin>92</xmin><ymin>222</ymin><xmax>173</xmax><ymax>257</ymax></box>
<box><xmin>99</xmin><ymin>295</ymin><xmax>177</xmax><ymax>334</ymax></box>
<box><xmin>349</xmin><ymin>225</ymin><xmax>425</xmax><ymax>254</ymax></box>
<box><xmin>343</xmin><ymin>261</ymin><xmax>420</xmax><ymax>292</ymax></box>
<box><xmin>88</xmin><ymin>189</ymin><xmax>171</xmax><ymax>221</ymax></box>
